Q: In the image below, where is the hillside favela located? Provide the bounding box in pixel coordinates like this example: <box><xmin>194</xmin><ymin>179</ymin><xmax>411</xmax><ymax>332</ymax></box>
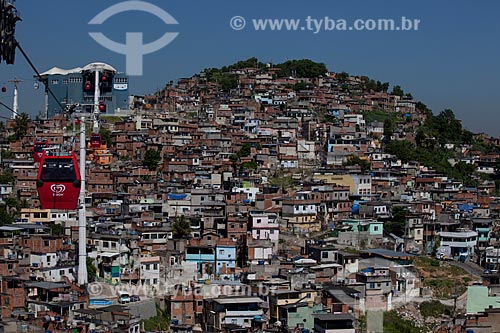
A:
<box><xmin>1</xmin><ymin>4</ymin><xmax>500</xmax><ymax>333</ymax></box>
<box><xmin>0</xmin><ymin>55</ymin><xmax>498</xmax><ymax>332</ymax></box>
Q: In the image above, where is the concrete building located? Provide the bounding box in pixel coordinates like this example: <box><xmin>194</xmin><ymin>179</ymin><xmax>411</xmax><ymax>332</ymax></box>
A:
<box><xmin>203</xmin><ymin>296</ymin><xmax>264</xmax><ymax>331</ymax></box>
<box><xmin>38</xmin><ymin>62</ymin><xmax>129</xmax><ymax>118</ymax></box>
<box><xmin>437</xmin><ymin>229</ymin><xmax>478</xmax><ymax>261</ymax></box>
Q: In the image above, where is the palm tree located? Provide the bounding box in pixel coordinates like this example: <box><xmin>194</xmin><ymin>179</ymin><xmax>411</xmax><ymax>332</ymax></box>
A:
<box><xmin>13</xmin><ymin>112</ymin><xmax>29</xmax><ymax>139</ymax></box>
<box><xmin>172</xmin><ymin>215</ymin><xmax>191</xmax><ymax>239</ymax></box>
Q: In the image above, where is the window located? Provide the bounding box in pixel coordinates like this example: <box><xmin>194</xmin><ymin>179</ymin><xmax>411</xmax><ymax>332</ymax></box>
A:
<box><xmin>322</xmin><ymin>252</ymin><xmax>329</xmax><ymax>259</ymax></box>
<box><xmin>374</xmin><ymin>226</ymin><xmax>379</xmax><ymax>231</ymax></box>
<box><xmin>51</xmin><ymin>79</ymin><xmax>59</xmax><ymax>85</ymax></box>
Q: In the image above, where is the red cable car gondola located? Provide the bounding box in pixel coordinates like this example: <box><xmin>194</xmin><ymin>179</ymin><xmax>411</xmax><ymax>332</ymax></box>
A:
<box><xmin>32</xmin><ymin>139</ymin><xmax>48</xmax><ymax>163</ymax></box>
<box><xmin>98</xmin><ymin>102</ymin><xmax>106</xmax><ymax>112</ymax></box>
<box><xmin>84</xmin><ymin>81</ymin><xmax>92</xmax><ymax>91</ymax></box>
<box><xmin>90</xmin><ymin>133</ymin><xmax>102</xmax><ymax>148</ymax></box>
<box><xmin>37</xmin><ymin>152</ymin><xmax>81</xmax><ymax>210</ymax></box>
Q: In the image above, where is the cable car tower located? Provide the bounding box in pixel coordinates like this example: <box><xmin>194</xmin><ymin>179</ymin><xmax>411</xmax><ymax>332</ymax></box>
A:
<box><xmin>7</xmin><ymin>78</ymin><xmax>22</xmax><ymax>119</ymax></box>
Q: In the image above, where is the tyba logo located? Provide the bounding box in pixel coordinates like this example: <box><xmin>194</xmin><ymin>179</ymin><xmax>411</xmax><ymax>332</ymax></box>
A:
<box><xmin>88</xmin><ymin>1</ymin><xmax>179</xmax><ymax>76</ymax></box>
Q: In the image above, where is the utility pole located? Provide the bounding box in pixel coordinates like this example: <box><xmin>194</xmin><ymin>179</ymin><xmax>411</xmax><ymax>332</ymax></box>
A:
<box><xmin>77</xmin><ymin>115</ymin><xmax>88</xmax><ymax>285</ymax></box>
<box><xmin>8</xmin><ymin>78</ymin><xmax>22</xmax><ymax>119</ymax></box>
<box><xmin>93</xmin><ymin>67</ymin><xmax>100</xmax><ymax>133</ymax></box>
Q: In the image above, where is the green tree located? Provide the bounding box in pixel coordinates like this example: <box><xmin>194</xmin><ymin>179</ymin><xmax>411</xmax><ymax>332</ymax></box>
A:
<box><xmin>219</xmin><ymin>74</ymin><xmax>238</xmax><ymax>90</ymax></box>
<box><xmin>385</xmin><ymin>206</ymin><xmax>408</xmax><ymax>236</ymax></box>
<box><xmin>86</xmin><ymin>257</ymin><xmax>97</xmax><ymax>282</ymax></box>
<box><xmin>391</xmin><ymin>85</ymin><xmax>404</xmax><ymax>97</ymax></box>
<box><xmin>12</xmin><ymin>112</ymin><xmax>29</xmax><ymax>139</ymax></box>
<box><xmin>4</xmin><ymin>197</ymin><xmax>19</xmax><ymax>214</ymax></box>
<box><xmin>383</xmin><ymin>310</ymin><xmax>422</xmax><ymax>333</ymax></box>
<box><xmin>383</xmin><ymin>118</ymin><xmax>394</xmax><ymax>139</ymax></box>
<box><xmin>50</xmin><ymin>223</ymin><xmax>64</xmax><ymax>236</ymax></box>
<box><xmin>172</xmin><ymin>215</ymin><xmax>191</xmax><ymax>239</ymax></box>
<box><xmin>343</xmin><ymin>155</ymin><xmax>371</xmax><ymax>171</ymax></box>
<box><xmin>293</xmin><ymin>81</ymin><xmax>308</xmax><ymax>91</ymax></box>
<box><xmin>237</xmin><ymin>143</ymin><xmax>251</xmax><ymax>158</ymax></box>
<box><xmin>385</xmin><ymin>141</ymin><xmax>416</xmax><ymax>162</ymax></box>
<box><xmin>142</xmin><ymin>149</ymin><xmax>162</xmax><ymax>171</ymax></box>
<box><xmin>142</xmin><ymin>304</ymin><xmax>170</xmax><ymax>331</ymax></box>
<box><xmin>229</xmin><ymin>154</ymin><xmax>239</xmax><ymax>163</ymax></box>
<box><xmin>0</xmin><ymin>171</ymin><xmax>14</xmax><ymax>185</ymax></box>
<box><xmin>336</xmin><ymin>71</ymin><xmax>349</xmax><ymax>83</ymax></box>
<box><xmin>241</xmin><ymin>160</ymin><xmax>258</xmax><ymax>170</ymax></box>
<box><xmin>99</xmin><ymin>128</ymin><xmax>112</xmax><ymax>147</ymax></box>
<box><xmin>416</xmin><ymin>101</ymin><xmax>433</xmax><ymax>117</ymax></box>
<box><xmin>1</xmin><ymin>150</ymin><xmax>14</xmax><ymax>159</ymax></box>
<box><xmin>276</xmin><ymin>59</ymin><xmax>327</xmax><ymax>78</ymax></box>
<box><xmin>0</xmin><ymin>208</ymin><xmax>13</xmax><ymax>225</ymax></box>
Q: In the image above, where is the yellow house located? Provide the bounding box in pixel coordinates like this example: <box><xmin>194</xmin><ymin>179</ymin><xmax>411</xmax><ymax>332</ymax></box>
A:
<box><xmin>268</xmin><ymin>289</ymin><xmax>318</xmax><ymax>323</ymax></box>
<box><xmin>313</xmin><ymin>174</ymin><xmax>355</xmax><ymax>193</ymax></box>
<box><xmin>20</xmin><ymin>208</ymin><xmax>52</xmax><ymax>224</ymax></box>
<box><xmin>91</xmin><ymin>148</ymin><xmax>113</xmax><ymax>165</ymax></box>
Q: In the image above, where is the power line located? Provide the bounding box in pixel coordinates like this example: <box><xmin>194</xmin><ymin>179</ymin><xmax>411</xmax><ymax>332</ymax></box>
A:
<box><xmin>14</xmin><ymin>39</ymin><xmax>67</xmax><ymax>113</ymax></box>
<box><xmin>0</xmin><ymin>100</ymin><xmax>20</xmax><ymax>117</ymax></box>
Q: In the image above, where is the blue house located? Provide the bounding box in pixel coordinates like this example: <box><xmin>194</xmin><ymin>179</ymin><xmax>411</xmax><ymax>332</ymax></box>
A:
<box><xmin>216</xmin><ymin>245</ymin><xmax>237</xmax><ymax>278</ymax></box>
<box><xmin>186</xmin><ymin>246</ymin><xmax>215</xmax><ymax>277</ymax></box>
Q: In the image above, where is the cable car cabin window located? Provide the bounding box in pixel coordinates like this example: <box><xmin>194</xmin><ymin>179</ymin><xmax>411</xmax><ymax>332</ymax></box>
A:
<box><xmin>34</xmin><ymin>145</ymin><xmax>44</xmax><ymax>152</ymax></box>
<box><xmin>41</xmin><ymin>159</ymin><xmax>77</xmax><ymax>182</ymax></box>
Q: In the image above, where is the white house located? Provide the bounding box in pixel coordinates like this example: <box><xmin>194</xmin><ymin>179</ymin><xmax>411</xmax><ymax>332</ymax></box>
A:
<box><xmin>437</xmin><ymin>230</ymin><xmax>478</xmax><ymax>260</ymax></box>
<box><xmin>140</xmin><ymin>256</ymin><xmax>160</xmax><ymax>286</ymax></box>
<box><xmin>249</xmin><ymin>212</ymin><xmax>279</xmax><ymax>249</ymax></box>
<box><xmin>31</xmin><ymin>253</ymin><xmax>58</xmax><ymax>269</ymax></box>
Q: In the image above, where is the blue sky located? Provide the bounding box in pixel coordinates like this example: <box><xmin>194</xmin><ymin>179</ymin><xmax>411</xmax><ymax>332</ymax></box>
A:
<box><xmin>0</xmin><ymin>0</ymin><xmax>499</xmax><ymax>134</ymax></box>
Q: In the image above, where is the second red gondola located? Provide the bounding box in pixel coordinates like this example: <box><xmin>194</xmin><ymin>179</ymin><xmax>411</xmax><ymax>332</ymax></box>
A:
<box><xmin>33</xmin><ymin>139</ymin><xmax>48</xmax><ymax>163</ymax></box>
